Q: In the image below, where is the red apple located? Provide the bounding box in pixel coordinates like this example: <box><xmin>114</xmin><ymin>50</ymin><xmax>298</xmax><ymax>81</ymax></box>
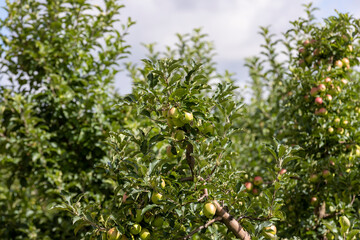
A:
<box><xmin>253</xmin><ymin>176</ymin><xmax>263</xmax><ymax>186</ymax></box>
<box><xmin>303</xmin><ymin>39</ymin><xmax>310</xmax><ymax>46</ymax></box>
<box><xmin>335</xmin><ymin>60</ymin><xmax>343</xmax><ymax>68</ymax></box>
<box><xmin>313</xmin><ymin>48</ymin><xmax>320</xmax><ymax>56</ymax></box>
<box><xmin>299</xmin><ymin>48</ymin><xmax>306</xmax><ymax>54</ymax></box>
<box><xmin>342</xmin><ymin>57</ymin><xmax>350</xmax><ymax>67</ymax></box>
<box><xmin>318</xmin><ymin>84</ymin><xmax>326</xmax><ymax>92</ymax></box>
<box><xmin>279</xmin><ymin>169</ymin><xmax>287</xmax><ymax>175</ymax></box>
<box><xmin>310</xmin><ymin>196</ymin><xmax>318</xmax><ymax>206</ymax></box>
<box><xmin>341</xmin><ymin>79</ymin><xmax>348</xmax><ymax>85</ymax></box>
<box><xmin>322</xmin><ymin>169</ymin><xmax>331</xmax><ymax>178</ymax></box>
<box><xmin>315</xmin><ymin>97</ymin><xmax>323</xmax><ymax>105</ymax></box>
<box><xmin>252</xmin><ymin>188</ymin><xmax>260</xmax><ymax>196</ymax></box>
<box><xmin>310</xmin><ymin>87</ymin><xmax>318</xmax><ymax>96</ymax></box>
<box><xmin>316</xmin><ymin>108</ymin><xmax>327</xmax><ymax>115</ymax></box>
<box><xmin>244</xmin><ymin>182</ymin><xmax>253</xmax><ymax>192</ymax></box>
<box><xmin>324</xmin><ymin>77</ymin><xmax>332</xmax><ymax>83</ymax></box>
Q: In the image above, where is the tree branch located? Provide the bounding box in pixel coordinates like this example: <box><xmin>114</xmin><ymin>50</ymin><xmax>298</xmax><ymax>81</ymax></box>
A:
<box><xmin>181</xmin><ymin>216</ymin><xmax>222</xmax><ymax>240</ymax></box>
<box><xmin>213</xmin><ymin>200</ymin><xmax>251</xmax><ymax>240</ymax></box>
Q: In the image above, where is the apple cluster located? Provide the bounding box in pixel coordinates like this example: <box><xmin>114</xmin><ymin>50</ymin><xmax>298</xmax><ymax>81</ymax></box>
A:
<box><xmin>294</xmin><ymin>35</ymin><xmax>356</xmax><ymax>143</ymax></box>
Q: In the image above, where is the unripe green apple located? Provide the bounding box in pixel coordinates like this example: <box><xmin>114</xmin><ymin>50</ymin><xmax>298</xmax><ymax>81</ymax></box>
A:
<box><xmin>143</xmin><ymin>212</ymin><xmax>154</xmax><ymax>224</ymax></box>
<box><xmin>174</xmin><ymin>130</ymin><xmax>185</xmax><ymax>141</ymax></box>
<box><xmin>253</xmin><ymin>176</ymin><xmax>263</xmax><ymax>186</ymax></box>
<box><xmin>341</xmin><ymin>119</ymin><xmax>349</xmax><ymax>127</ymax></box>
<box><xmin>348</xmin><ymin>45</ymin><xmax>353</xmax><ymax>52</ymax></box>
<box><xmin>151</xmin><ymin>192</ymin><xmax>163</xmax><ymax>204</ymax></box>
<box><xmin>263</xmin><ymin>225</ymin><xmax>277</xmax><ymax>239</ymax></box>
<box><xmin>107</xmin><ymin>227</ymin><xmax>121</xmax><ymax>240</ymax></box>
<box><xmin>309</xmin><ymin>174</ymin><xmax>318</xmax><ymax>183</ymax></box>
<box><xmin>337</xmin><ymin>128</ymin><xmax>344</xmax><ymax>135</ymax></box>
<box><xmin>129</xmin><ymin>224</ymin><xmax>141</xmax><ymax>235</ymax></box>
<box><xmin>172</xmin><ymin>117</ymin><xmax>185</xmax><ymax>127</ymax></box>
<box><xmin>184</xmin><ymin>112</ymin><xmax>193</xmax><ymax>123</ymax></box>
<box><xmin>203</xmin><ymin>203</ymin><xmax>216</xmax><ymax>219</ymax></box>
<box><xmin>339</xmin><ymin>216</ymin><xmax>351</xmax><ymax>230</ymax></box>
<box><xmin>328</xmin><ymin>127</ymin><xmax>334</xmax><ymax>134</ymax></box>
<box><xmin>334</xmin><ymin>118</ymin><xmax>341</xmax><ymax>125</ymax></box>
<box><xmin>160</xmin><ymin>179</ymin><xmax>166</xmax><ymax>189</ymax></box>
<box><xmin>168</xmin><ymin>107</ymin><xmax>180</xmax><ymax>119</ymax></box>
<box><xmin>203</xmin><ymin>122</ymin><xmax>214</xmax><ymax>134</ymax></box>
<box><xmin>139</xmin><ymin>228</ymin><xmax>150</xmax><ymax>240</ymax></box>
<box><xmin>131</xmin><ymin>209</ymin><xmax>143</xmax><ymax>223</ymax></box>
<box><xmin>152</xmin><ymin>217</ymin><xmax>164</xmax><ymax>228</ymax></box>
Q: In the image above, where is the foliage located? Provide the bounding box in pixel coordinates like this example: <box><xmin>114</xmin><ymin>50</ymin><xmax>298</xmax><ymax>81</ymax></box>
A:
<box><xmin>0</xmin><ymin>0</ymin><xmax>133</xmax><ymax>239</ymax></box>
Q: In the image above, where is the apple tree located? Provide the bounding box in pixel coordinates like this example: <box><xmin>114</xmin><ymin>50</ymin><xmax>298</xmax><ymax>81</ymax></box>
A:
<box><xmin>243</xmin><ymin>4</ymin><xmax>360</xmax><ymax>239</ymax></box>
<box><xmin>0</xmin><ymin>0</ymin><xmax>133</xmax><ymax>239</ymax></box>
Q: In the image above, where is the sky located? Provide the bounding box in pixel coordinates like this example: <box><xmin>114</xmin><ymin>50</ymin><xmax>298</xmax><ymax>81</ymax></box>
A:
<box><xmin>1</xmin><ymin>0</ymin><xmax>360</xmax><ymax>96</ymax></box>
<box><xmin>111</xmin><ymin>0</ymin><xmax>360</xmax><ymax>95</ymax></box>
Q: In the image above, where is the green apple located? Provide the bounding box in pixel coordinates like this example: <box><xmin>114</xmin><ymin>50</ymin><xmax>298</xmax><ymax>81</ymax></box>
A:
<box><xmin>328</xmin><ymin>127</ymin><xmax>334</xmax><ymax>134</ymax></box>
<box><xmin>203</xmin><ymin>122</ymin><xmax>214</xmax><ymax>134</ymax></box>
<box><xmin>172</xmin><ymin>117</ymin><xmax>185</xmax><ymax>127</ymax></box>
<box><xmin>160</xmin><ymin>179</ymin><xmax>166</xmax><ymax>189</ymax></box>
<box><xmin>129</xmin><ymin>224</ymin><xmax>141</xmax><ymax>235</ymax></box>
<box><xmin>168</xmin><ymin>107</ymin><xmax>180</xmax><ymax>119</ymax></box>
<box><xmin>263</xmin><ymin>225</ymin><xmax>277</xmax><ymax>239</ymax></box>
<box><xmin>174</xmin><ymin>130</ymin><xmax>185</xmax><ymax>141</ymax></box>
<box><xmin>151</xmin><ymin>192</ymin><xmax>163</xmax><ymax>204</ymax></box>
<box><xmin>337</xmin><ymin>128</ymin><xmax>344</xmax><ymax>135</ymax></box>
<box><xmin>107</xmin><ymin>227</ymin><xmax>121</xmax><ymax>240</ymax></box>
<box><xmin>184</xmin><ymin>111</ymin><xmax>193</xmax><ymax>123</ymax></box>
<box><xmin>139</xmin><ymin>228</ymin><xmax>150</xmax><ymax>240</ymax></box>
<box><xmin>152</xmin><ymin>216</ymin><xmax>164</xmax><ymax>228</ymax></box>
<box><xmin>203</xmin><ymin>202</ymin><xmax>216</xmax><ymax>219</ymax></box>
<box><xmin>143</xmin><ymin>212</ymin><xmax>154</xmax><ymax>224</ymax></box>
<box><xmin>339</xmin><ymin>216</ymin><xmax>351</xmax><ymax>230</ymax></box>
<box><xmin>309</xmin><ymin>174</ymin><xmax>318</xmax><ymax>183</ymax></box>
<box><xmin>131</xmin><ymin>209</ymin><xmax>143</xmax><ymax>223</ymax></box>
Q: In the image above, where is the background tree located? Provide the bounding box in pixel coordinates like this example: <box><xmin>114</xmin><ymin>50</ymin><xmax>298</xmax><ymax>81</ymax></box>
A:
<box><xmin>0</xmin><ymin>0</ymin><xmax>133</xmax><ymax>239</ymax></box>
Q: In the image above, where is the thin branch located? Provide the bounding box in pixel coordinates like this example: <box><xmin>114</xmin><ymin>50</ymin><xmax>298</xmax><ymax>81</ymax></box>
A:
<box><xmin>181</xmin><ymin>216</ymin><xmax>222</xmax><ymax>240</ymax></box>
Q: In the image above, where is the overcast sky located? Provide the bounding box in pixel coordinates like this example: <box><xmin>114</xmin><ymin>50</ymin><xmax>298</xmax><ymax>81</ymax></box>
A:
<box><xmin>111</xmin><ymin>0</ymin><xmax>360</xmax><ymax>95</ymax></box>
<box><xmin>1</xmin><ymin>0</ymin><xmax>360</xmax><ymax>96</ymax></box>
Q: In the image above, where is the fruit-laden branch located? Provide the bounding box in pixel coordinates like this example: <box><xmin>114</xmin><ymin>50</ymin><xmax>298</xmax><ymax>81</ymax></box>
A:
<box><xmin>213</xmin><ymin>200</ymin><xmax>251</xmax><ymax>240</ymax></box>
